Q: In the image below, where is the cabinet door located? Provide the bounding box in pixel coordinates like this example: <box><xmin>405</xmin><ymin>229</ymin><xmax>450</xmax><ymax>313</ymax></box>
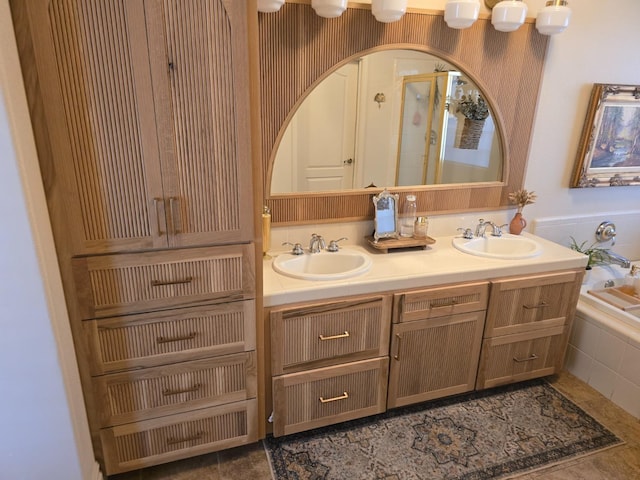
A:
<box><xmin>485</xmin><ymin>270</ymin><xmax>582</xmax><ymax>337</ymax></box>
<box><xmin>22</xmin><ymin>0</ymin><xmax>168</xmax><ymax>254</ymax></box>
<box><xmin>145</xmin><ymin>0</ymin><xmax>254</xmax><ymax>247</ymax></box>
<box><xmin>387</xmin><ymin>311</ymin><xmax>485</xmax><ymax>408</ymax></box>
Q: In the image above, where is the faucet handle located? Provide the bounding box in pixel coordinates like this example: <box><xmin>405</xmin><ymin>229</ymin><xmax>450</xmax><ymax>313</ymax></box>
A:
<box><xmin>326</xmin><ymin>237</ymin><xmax>347</xmax><ymax>252</ymax></box>
<box><xmin>491</xmin><ymin>224</ymin><xmax>509</xmax><ymax>237</ymax></box>
<box><xmin>282</xmin><ymin>241</ymin><xmax>304</xmax><ymax>255</ymax></box>
<box><xmin>457</xmin><ymin>228</ymin><xmax>473</xmax><ymax>239</ymax></box>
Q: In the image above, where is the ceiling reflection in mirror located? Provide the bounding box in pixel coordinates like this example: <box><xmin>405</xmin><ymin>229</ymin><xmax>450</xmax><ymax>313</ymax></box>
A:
<box><xmin>271</xmin><ymin>50</ymin><xmax>503</xmax><ymax>195</ymax></box>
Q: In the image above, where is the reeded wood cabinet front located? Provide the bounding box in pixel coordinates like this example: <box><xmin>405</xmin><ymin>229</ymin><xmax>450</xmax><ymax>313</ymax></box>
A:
<box><xmin>19</xmin><ymin>0</ymin><xmax>253</xmax><ymax>255</ymax></box>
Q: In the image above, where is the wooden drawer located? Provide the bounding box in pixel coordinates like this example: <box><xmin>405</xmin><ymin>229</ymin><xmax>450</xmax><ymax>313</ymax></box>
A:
<box><xmin>73</xmin><ymin>244</ymin><xmax>255</xmax><ymax>319</ymax></box>
<box><xmin>476</xmin><ymin>325</ymin><xmax>569</xmax><ymax>389</ymax></box>
<box><xmin>387</xmin><ymin>311</ymin><xmax>485</xmax><ymax>408</ymax></box>
<box><xmin>393</xmin><ymin>281</ymin><xmax>489</xmax><ymax>323</ymax></box>
<box><xmin>83</xmin><ymin>301</ymin><xmax>255</xmax><ymax>375</ymax></box>
<box><xmin>100</xmin><ymin>399</ymin><xmax>257</xmax><ymax>475</ymax></box>
<box><xmin>272</xmin><ymin>357</ymin><xmax>389</xmax><ymax>437</ymax></box>
<box><xmin>94</xmin><ymin>352</ymin><xmax>257</xmax><ymax>427</ymax></box>
<box><xmin>270</xmin><ymin>295</ymin><xmax>392</xmax><ymax>375</ymax></box>
<box><xmin>485</xmin><ymin>270</ymin><xmax>582</xmax><ymax>337</ymax></box>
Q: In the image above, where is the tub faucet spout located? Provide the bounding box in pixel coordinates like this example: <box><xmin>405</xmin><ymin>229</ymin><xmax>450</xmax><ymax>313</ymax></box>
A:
<box><xmin>603</xmin><ymin>249</ymin><xmax>631</xmax><ymax>269</ymax></box>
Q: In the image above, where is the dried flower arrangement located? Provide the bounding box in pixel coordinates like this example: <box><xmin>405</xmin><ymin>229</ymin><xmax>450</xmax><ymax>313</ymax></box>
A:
<box><xmin>457</xmin><ymin>94</ymin><xmax>489</xmax><ymax>121</ymax></box>
<box><xmin>508</xmin><ymin>189</ymin><xmax>537</xmax><ymax>213</ymax></box>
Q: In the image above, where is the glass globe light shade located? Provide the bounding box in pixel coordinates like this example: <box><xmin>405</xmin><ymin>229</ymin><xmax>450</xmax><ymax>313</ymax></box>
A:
<box><xmin>444</xmin><ymin>0</ymin><xmax>480</xmax><ymax>29</ymax></box>
<box><xmin>491</xmin><ymin>0</ymin><xmax>528</xmax><ymax>32</ymax></box>
<box><xmin>311</xmin><ymin>0</ymin><xmax>348</xmax><ymax>18</ymax></box>
<box><xmin>257</xmin><ymin>0</ymin><xmax>285</xmax><ymax>13</ymax></box>
<box><xmin>371</xmin><ymin>0</ymin><xmax>408</xmax><ymax>23</ymax></box>
<box><xmin>536</xmin><ymin>0</ymin><xmax>571</xmax><ymax>35</ymax></box>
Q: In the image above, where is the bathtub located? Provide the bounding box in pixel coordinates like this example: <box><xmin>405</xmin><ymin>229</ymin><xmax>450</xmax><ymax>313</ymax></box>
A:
<box><xmin>564</xmin><ymin>262</ymin><xmax>640</xmax><ymax>419</ymax></box>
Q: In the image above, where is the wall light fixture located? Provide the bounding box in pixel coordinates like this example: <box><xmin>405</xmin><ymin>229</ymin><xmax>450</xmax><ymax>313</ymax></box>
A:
<box><xmin>489</xmin><ymin>0</ymin><xmax>528</xmax><ymax>32</ymax></box>
<box><xmin>444</xmin><ymin>0</ymin><xmax>480</xmax><ymax>29</ymax></box>
<box><xmin>536</xmin><ymin>0</ymin><xmax>571</xmax><ymax>35</ymax></box>
<box><xmin>257</xmin><ymin>0</ymin><xmax>285</xmax><ymax>13</ymax></box>
<box><xmin>371</xmin><ymin>0</ymin><xmax>408</xmax><ymax>23</ymax></box>
<box><xmin>311</xmin><ymin>0</ymin><xmax>348</xmax><ymax>18</ymax></box>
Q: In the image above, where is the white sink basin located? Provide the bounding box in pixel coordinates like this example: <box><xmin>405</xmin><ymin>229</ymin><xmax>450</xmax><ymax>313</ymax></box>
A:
<box><xmin>272</xmin><ymin>249</ymin><xmax>372</xmax><ymax>281</ymax></box>
<box><xmin>452</xmin><ymin>234</ymin><xmax>542</xmax><ymax>259</ymax></box>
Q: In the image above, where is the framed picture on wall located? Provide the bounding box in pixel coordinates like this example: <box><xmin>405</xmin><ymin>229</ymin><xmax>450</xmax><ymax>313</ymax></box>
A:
<box><xmin>571</xmin><ymin>83</ymin><xmax>640</xmax><ymax>187</ymax></box>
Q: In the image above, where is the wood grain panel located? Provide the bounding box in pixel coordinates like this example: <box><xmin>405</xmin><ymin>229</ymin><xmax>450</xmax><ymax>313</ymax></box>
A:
<box><xmin>272</xmin><ymin>358</ymin><xmax>388</xmax><ymax>436</ymax></box>
<box><xmin>270</xmin><ymin>295</ymin><xmax>392</xmax><ymax>374</ymax></box>
<box><xmin>101</xmin><ymin>400</ymin><xmax>257</xmax><ymax>474</ymax></box>
<box><xmin>84</xmin><ymin>301</ymin><xmax>255</xmax><ymax>374</ymax></box>
<box><xmin>259</xmin><ymin>4</ymin><xmax>549</xmax><ymax>224</ymax></box>
<box><xmin>95</xmin><ymin>353</ymin><xmax>256</xmax><ymax>427</ymax></box>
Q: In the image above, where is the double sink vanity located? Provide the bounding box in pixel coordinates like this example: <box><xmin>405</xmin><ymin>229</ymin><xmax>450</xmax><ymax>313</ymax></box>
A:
<box><xmin>263</xmin><ymin>232</ymin><xmax>587</xmax><ymax>437</ymax></box>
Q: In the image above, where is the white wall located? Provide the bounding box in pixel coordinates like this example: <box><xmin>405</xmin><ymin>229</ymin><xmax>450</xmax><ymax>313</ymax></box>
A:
<box><xmin>0</xmin><ymin>0</ymin><xmax>99</xmax><ymax>478</ymax></box>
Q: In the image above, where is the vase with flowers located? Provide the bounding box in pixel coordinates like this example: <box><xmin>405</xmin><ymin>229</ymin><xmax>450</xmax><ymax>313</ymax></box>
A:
<box><xmin>457</xmin><ymin>93</ymin><xmax>489</xmax><ymax>150</ymax></box>
<box><xmin>508</xmin><ymin>189</ymin><xmax>537</xmax><ymax>235</ymax></box>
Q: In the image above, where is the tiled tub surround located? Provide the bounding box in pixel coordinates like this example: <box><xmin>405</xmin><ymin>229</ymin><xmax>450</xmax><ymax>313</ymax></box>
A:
<box><xmin>532</xmin><ymin>211</ymin><xmax>640</xmax><ymax>420</ymax></box>
<box><xmin>564</xmin><ymin>263</ymin><xmax>640</xmax><ymax>419</ymax></box>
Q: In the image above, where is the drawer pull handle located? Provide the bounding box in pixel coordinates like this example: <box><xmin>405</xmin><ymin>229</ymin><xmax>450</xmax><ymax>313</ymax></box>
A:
<box><xmin>393</xmin><ymin>334</ymin><xmax>402</xmax><ymax>360</ymax></box>
<box><xmin>156</xmin><ymin>332</ymin><xmax>197</xmax><ymax>344</ymax></box>
<box><xmin>523</xmin><ymin>301</ymin><xmax>549</xmax><ymax>309</ymax></box>
<box><xmin>319</xmin><ymin>391</ymin><xmax>349</xmax><ymax>403</ymax></box>
<box><xmin>151</xmin><ymin>276</ymin><xmax>193</xmax><ymax>287</ymax></box>
<box><xmin>162</xmin><ymin>383</ymin><xmax>202</xmax><ymax>396</ymax></box>
<box><xmin>513</xmin><ymin>353</ymin><xmax>539</xmax><ymax>363</ymax></box>
<box><xmin>319</xmin><ymin>331</ymin><xmax>350</xmax><ymax>341</ymax></box>
<box><xmin>166</xmin><ymin>431</ymin><xmax>204</xmax><ymax>445</ymax></box>
<box><xmin>431</xmin><ymin>299</ymin><xmax>457</xmax><ymax>308</ymax></box>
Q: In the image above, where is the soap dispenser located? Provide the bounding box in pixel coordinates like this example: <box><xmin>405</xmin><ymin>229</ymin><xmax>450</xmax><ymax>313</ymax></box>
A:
<box><xmin>624</xmin><ymin>264</ymin><xmax>640</xmax><ymax>296</ymax></box>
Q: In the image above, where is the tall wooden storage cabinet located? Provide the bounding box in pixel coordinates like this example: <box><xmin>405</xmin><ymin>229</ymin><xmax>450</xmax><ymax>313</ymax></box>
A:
<box><xmin>11</xmin><ymin>0</ymin><xmax>260</xmax><ymax>475</ymax></box>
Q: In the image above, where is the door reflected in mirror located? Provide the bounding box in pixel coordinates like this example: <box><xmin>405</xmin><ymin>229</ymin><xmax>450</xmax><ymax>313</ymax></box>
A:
<box><xmin>271</xmin><ymin>49</ymin><xmax>503</xmax><ymax>195</ymax></box>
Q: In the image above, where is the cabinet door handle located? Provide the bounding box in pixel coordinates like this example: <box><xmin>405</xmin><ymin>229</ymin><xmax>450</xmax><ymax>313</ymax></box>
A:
<box><xmin>431</xmin><ymin>299</ymin><xmax>457</xmax><ymax>308</ymax></box>
<box><xmin>319</xmin><ymin>391</ymin><xmax>349</xmax><ymax>403</ymax></box>
<box><xmin>151</xmin><ymin>276</ymin><xmax>193</xmax><ymax>287</ymax></box>
<box><xmin>162</xmin><ymin>383</ymin><xmax>202</xmax><ymax>396</ymax></box>
<box><xmin>153</xmin><ymin>198</ymin><xmax>165</xmax><ymax>236</ymax></box>
<box><xmin>166</xmin><ymin>431</ymin><xmax>204</xmax><ymax>445</ymax></box>
<box><xmin>156</xmin><ymin>332</ymin><xmax>197</xmax><ymax>344</ymax></box>
<box><xmin>318</xmin><ymin>331</ymin><xmax>350</xmax><ymax>341</ymax></box>
<box><xmin>523</xmin><ymin>301</ymin><xmax>549</xmax><ymax>309</ymax></box>
<box><xmin>513</xmin><ymin>353</ymin><xmax>539</xmax><ymax>363</ymax></box>
<box><xmin>393</xmin><ymin>334</ymin><xmax>402</xmax><ymax>360</ymax></box>
<box><xmin>169</xmin><ymin>197</ymin><xmax>181</xmax><ymax>234</ymax></box>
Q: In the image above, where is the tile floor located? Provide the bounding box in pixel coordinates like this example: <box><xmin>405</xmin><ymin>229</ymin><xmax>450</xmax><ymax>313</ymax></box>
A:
<box><xmin>109</xmin><ymin>371</ymin><xmax>640</xmax><ymax>480</ymax></box>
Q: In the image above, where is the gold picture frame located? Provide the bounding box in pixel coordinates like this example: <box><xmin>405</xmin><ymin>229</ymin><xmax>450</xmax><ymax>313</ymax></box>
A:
<box><xmin>572</xmin><ymin>83</ymin><xmax>640</xmax><ymax>187</ymax></box>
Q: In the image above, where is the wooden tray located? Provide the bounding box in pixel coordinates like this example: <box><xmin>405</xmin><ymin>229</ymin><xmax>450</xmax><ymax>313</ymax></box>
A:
<box><xmin>587</xmin><ymin>285</ymin><xmax>640</xmax><ymax>313</ymax></box>
<box><xmin>365</xmin><ymin>235</ymin><xmax>435</xmax><ymax>253</ymax></box>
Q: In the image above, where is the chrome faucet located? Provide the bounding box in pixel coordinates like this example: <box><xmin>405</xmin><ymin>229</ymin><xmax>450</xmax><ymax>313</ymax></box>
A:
<box><xmin>309</xmin><ymin>233</ymin><xmax>326</xmax><ymax>253</ymax></box>
<box><xmin>602</xmin><ymin>249</ymin><xmax>631</xmax><ymax>269</ymax></box>
<box><xmin>474</xmin><ymin>219</ymin><xmax>495</xmax><ymax>238</ymax></box>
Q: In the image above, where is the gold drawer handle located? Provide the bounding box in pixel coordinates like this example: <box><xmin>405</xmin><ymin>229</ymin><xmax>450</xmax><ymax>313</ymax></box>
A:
<box><xmin>166</xmin><ymin>431</ymin><xmax>204</xmax><ymax>445</ymax></box>
<box><xmin>162</xmin><ymin>383</ymin><xmax>202</xmax><ymax>396</ymax></box>
<box><xmin>431</xmin><ymin>299</ymin><xmax>457</xmax><ymax>308</ymax></box>
<box><xmin>156</xmin><ymin>332</ymin><xmax>197</xmax><ymax>344</ymax></box>
<box><xmin>319</xmin><ymin>391</ymin><xmax>349</xmax><ymax>403</ymax></box>
<box><xmin>513</xmin><ymin>353</ymin><xmax>539</xmax><ymax>363</ymax></box>
<box><xmin>523</xmin><ymin>301</ymin><xmax>549</xmax><ymax>309</ymax></box>
<box><xmin>151</xmin><ymin>276</ymin><xmax>193</xmax><ymax>287</ymax></box>
<box><xmin>319</xmin><ymin>331</ymin><xmax>350</xmax><ymax>341</ymax></box>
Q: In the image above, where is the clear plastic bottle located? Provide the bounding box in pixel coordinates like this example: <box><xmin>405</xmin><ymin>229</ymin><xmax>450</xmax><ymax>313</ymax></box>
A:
<box><xmin>399</xmin><ymin>194</ymin><xmax>417</xmax><ymax>237</ymax></box>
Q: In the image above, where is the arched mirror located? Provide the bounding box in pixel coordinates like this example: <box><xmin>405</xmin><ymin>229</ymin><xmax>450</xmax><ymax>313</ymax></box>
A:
<box><xmin>258</xmin><ymin>3</ymin><xmax>549</xmax><ymax>225</ymax></box>
<box><xmin>271</xmin><ymin>49</ymin><xmax>502</xmax><ymax>195</ymax></box>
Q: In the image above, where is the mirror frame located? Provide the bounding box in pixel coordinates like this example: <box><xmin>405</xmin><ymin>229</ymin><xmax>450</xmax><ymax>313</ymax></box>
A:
<box><xmin>259</xmin><ymin>2</ymin><xmax>549</xmax><ymax>225</ymax></box>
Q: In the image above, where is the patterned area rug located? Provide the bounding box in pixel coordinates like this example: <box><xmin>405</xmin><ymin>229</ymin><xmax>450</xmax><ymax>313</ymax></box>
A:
<box><xmin>264</xmin><ymin>379</ymin><xmax>622</xmax><ymax>480</ymax></box>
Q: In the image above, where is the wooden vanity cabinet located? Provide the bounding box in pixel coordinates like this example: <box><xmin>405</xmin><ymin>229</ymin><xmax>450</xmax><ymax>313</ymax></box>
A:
<box><xmin>11</xmin><ymin>0</ymin><xmax>260</xmax><ymax>475</ymax></box>
<box><xmin>476</xmin><ymin>269</ymin><xmax>583</xmax><ymax>389</ymax></box>
<box><xmin>387</xmin><ymin>282</ymin><xmax>488</xmax><ymax>408</ymax></box>
<box><xmin>269</xmin><ymin>294</ymin><xmax>392</xmax><ymax>436</ymax></box>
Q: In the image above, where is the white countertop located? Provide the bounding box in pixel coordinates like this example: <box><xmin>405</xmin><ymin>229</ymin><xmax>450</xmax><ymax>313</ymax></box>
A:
<box><xmin>263</xmin><ymin>233</ymin><xmax>588</xmax><ymax>307</ymax></box>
